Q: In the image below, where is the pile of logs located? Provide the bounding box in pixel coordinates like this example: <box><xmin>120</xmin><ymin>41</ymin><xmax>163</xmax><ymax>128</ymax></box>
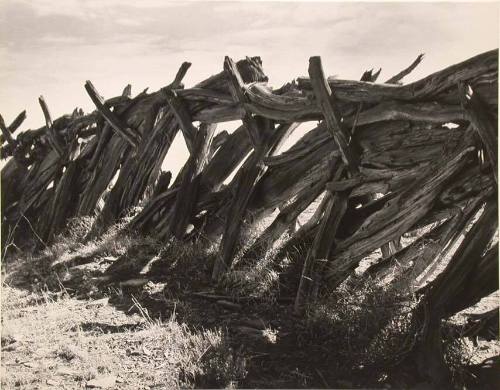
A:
<box><xmin>1</xmin><ymin>50</ymin><xmax>497</xmax><ymax>385</ymax></box>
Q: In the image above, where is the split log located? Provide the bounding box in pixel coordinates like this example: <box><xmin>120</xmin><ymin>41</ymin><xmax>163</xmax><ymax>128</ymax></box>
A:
<box><xmin>326</xmin><ymin>144</ymin><xmax>475</xmax><ymax>288</ymax></box>
<box><xmin>459</xmin><ymin>83</ymin><xmax>498</xmax><ymax>183</ymax></box>
<box><xmin>443</xmin><ymin>243</ymin><xmax>498</xmax><ymax>317</ymax></box>
<box><xmin>43</xmin><ymin>159</ymin><xmax>85</xmax><ymax>242</ymax></box>
<box><xmin>168</xmin><ymin>123</ymin><xmax>216</xmax><ymax>239</ymax></box>
<box><xmin>38</xmin><ymin>96</ymin><xmax>65</xmax><ymax>158</ymax></box>
<box><xmin>223</xmin><ymin>56</ymin><xmax>261</xmax><ymax>148</ymax></box>
<box><xmin>297</xmin><ymin>49</ymin><xmax>498</xmax><ymax>104</ymax></box>
<box><xmin>0</xmin><ymin>112</ymin><xmax>23</xmax><ymax>146</ymax></box>
<box><xmin>385</xmin><ymin>54</ymin><xmax>424</xmax><ymax>84</ymax></box>
<box><xmin>307</xmin><ymin>56</ymin><xmax>358</xmax><ymax>171</ymax></box>
<box><xmin>294</xmin><ymin>176</ymin><xmax>348</xmax><ymax>312</ymax></box>
<box><xmin>102</xmin><ymin>57</ymin><xmax>267</xmax><ymax>233</ymax></box>
<box><xmin>367</xmin><ymin>185</ymin><xmax>491</xmax><ymax>289</ymax></box>
<box><xmin>211</xmin><ymin>117</ymin><xmax>282</xmax><ymax>280</ymax></box>
<box><xmin>151</xmin><ymin>171</ymin><xmax>172</xmax><ymax>199</ymax></box>
<box><xmin>411</xmin><ymin>199</ymin><xmax>498</xmax><ymax>387</ymax></box>
<box><xmin>241</xmin><ymin>165</ymin><xmax>332</xmax><ymax>263</ymax></box>
<box><xmin>84</xmin><ymin>81</ymin><xmax>140</xmax><ymax>148</ymax></box>
<box><xmin>163</xmin><ymin>89</ymin><xmax>197</xmax><ymax>154</ymax></box>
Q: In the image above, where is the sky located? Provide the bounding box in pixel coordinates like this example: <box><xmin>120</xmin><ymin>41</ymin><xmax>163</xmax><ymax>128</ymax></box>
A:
<box><xmin>0</xmin><ymin>1</ymin><xmax>498</xmax><ymax>174</ymax></box>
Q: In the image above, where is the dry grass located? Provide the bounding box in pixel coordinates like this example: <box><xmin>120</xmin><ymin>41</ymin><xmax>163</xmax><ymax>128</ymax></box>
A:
<box><xmin>2</xmin><ymin>216</ymin><xmax>498</xmax><ymax>389</ymax></box>
<box><xmin>1</xmin><ymin>282</ymin><xmax>241</xmax><ymax>389</ymax></box>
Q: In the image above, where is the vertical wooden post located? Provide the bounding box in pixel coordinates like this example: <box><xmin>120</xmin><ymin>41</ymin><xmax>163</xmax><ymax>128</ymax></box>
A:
<box><xmin>38</xmin><ymin>96</ymin><xmax>65</xmax><ymax>158</ymax></box>
<box><xmin>294</xmin><ymin>56</ymin><xmax>359</xmax><ymax>312</ymax></box>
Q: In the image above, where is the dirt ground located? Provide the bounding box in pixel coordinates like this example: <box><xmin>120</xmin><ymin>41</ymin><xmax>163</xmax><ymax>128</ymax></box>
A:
<box><xmin>1</xmin><ymin>230</ymin><xmax>499</xmax><ymax>389</ymax></box>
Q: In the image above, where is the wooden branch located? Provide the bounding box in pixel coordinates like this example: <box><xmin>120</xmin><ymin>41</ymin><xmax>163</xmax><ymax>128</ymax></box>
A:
<box><xmin>0</xmin><ymin>114</ymin><xmax>16</xmax><ymax>146</ymax></box>
<box><xmin>298</xmin><ymin>49</ymin><xmax>497</xmax><ymax>103</ymax></box>
<box><xmin>412</xmin><ymin>200</ymin><xmax>497</xmax><ymax>386</ymax></box>
<box><xmin>8</xmin><ymin>110</ymin><xmax>27</xmax><ymax>134</ymax></box>
<box><xmin>211</xmin><ymin>153</ymin><xmax>264</xmax><ymax>280</ymax></box>
<box><xmin>176</xmin><ymin>88</ymin><xmax>234</xmax><ymax>105</ymax></box>
<box><xmin>294</xmin><ymin>179</ymin><xmax>349</xmax><ymax>313</ymax></box>
<box><xmin>326</xmin><ymin>145</ymin><xmax>475</xmax><ymax>288</ymax></box>
<box><xmin>38</xmin><ymin>96</ymin><xmax>65</xmax><ymax>158</ymax></box>
<box><xmin>88</xmin><ymin>123</ymin><xmax>112</xmax><ymax>171</ymax></box>
<box><xmin>122</xmin><ymin>84</ymin><xmax>132</xmax><ymax>98</ymax></box>
<box><xmin>163</xmin><ymin>88</ymin><xmax>197</xmax><ymax>154</ymax></box>
<box><xmin>0</xmin><ymin>110</ymin><xmax>26</xmax><ymax>145</ymax></box>
<box><xmin>168</xmin><ymin>62</ymin><xmax>192</xmax><ymax>89</ymax></box>
<box><xmin>386</xmin><ymin>54</ymin><xmax>425</xmax><ymax>84</ymax></box>
<box><xmin>459</xmin><ymin>82</ymin><xmax>498</xmax><ymax>183</ymax></box>
<box><xmin>211</xmin><ymin>120</ymin><xmax>293</xmax><ymax>280</ymax></box>
<box><xmin>242</xmin><ymin>172</ymin><xmax>330</xmax><ymax>262</ymax></box>
<box><xmin>307</xmin><ymin>56</ymin><xmax>359</xmax><ymax>171</ymax></box>
<box><xmin>168</xmin><ymin>123</ymin><xmax>216</xmax><ymax>239</ymax></box>
<box><xmin>223</xmin><ymin>56</ymin><xmax>261</xmax><ymax>148</ymax></box>
<box><xmin>84</xmin><ymin>81</ymin><xmax>140</xmax><ymax>148</ymax></box>
<box><xmin>210</xmin><ymin>130</ymin><xmax>229</xmax><ymax>156</ymax></box>
<box><xmin>152</xmin><ymin>170</ymin><xmax>172</xmax><ymax>198</ymax></box>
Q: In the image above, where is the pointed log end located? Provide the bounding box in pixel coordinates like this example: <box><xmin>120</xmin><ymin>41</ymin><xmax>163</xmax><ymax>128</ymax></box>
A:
<box><xmin>122</xmin><ymin>84</ymin><xmax>132</xmax><ymax>97</ymax></box>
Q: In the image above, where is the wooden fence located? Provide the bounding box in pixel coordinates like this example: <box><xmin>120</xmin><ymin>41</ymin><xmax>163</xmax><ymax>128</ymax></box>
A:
<box><xmin>1</xmin><ymin>49</ymin><xmax>498</xmax><ymax>384</ymax></box>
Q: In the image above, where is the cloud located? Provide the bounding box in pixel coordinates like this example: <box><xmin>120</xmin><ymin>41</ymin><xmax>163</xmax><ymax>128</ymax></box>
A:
<box><xmin>0</xmin><ymin>0</ymin><xmax>497</xmax><ymax>132</ymax></box>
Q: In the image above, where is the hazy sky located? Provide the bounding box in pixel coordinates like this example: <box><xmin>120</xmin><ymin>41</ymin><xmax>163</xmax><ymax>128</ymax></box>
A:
<box><xmin>0</xmin><ymin>1</ymin><xmax>498</xmax><ymax>173</ymax></box>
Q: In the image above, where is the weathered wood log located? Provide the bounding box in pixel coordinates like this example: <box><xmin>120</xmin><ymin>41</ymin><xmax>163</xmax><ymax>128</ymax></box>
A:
<box><xmin>414</xmin><ymin>188</ymin><xmax>494</xmax><ymax>289</ymax></box>
<box><xmin>368</xmin><ymin>184</ymin><xmax>491</xmax><ymax>290</ymax></box>
<box><xmin>168</xmin><ymin>61</ymin><xmax>191</xmax><ymax>90</ymax></box>
<box><xmin>168</xmin><ymin>123</ymin><xmax>216</xmax><ymax>239</ymax></box>
<box><xmin>224</xmin><ymin>56</ymin><xmax>262</xmax><ymax>148</ymax></box>
<box><xmin>459</xmin><ymin>83</ymin><xmax>498</xmax><ymax>183</ymax></box>
<box><xmin>412</xmin><ymin>199</ymin><xmax>497</xmax><ymax>387</ymax></box>
<box><xmin>294</xmin><ymin>176</ymin><xmax>348</xmax><ymax>312</ymax></box>
<box><xmin>326</xmin><ymin>144</ymin><xmax>475</xmax><ymax>288</ymax></box>
<box><xmin>0</xmin><ymin>113</ymin><xmax>22</xmax><ymax>146</ymax></box>
<box><xmin>16</xmin><ymin>150</ymin><xmax>62</xmax><ymax>217</ymax></box>
<box><xmin>100</xmin><ymin>58</ymin><xmax>267</xmax><ymax>233</ymax></box>
<box><xmin>308</xmin><ymin>56</ymin><xmax>358</xmax><ymax>171</ymax></box>
<box><xmin>297</xmin><ymin>49</ymin><xmax>498</xmax><ymax>104</ymax></box>
<box><xmin>456</xmin><ymin>308</ymin><xmax>499</xmax><ymax>343</ymax></box>
<box><xmin>77</xmin><ymin>135</ymin><xmax>129</xmax><ymax>216</ymax></box>
<box><xmin>241</xmin><ymin>165</ymin><xmax>332</xmax><ymax>263</ymax></box>
<box><xmin>87</xmin><ymin>123</ymin><xmax>112</xmax><ymax>171</ymax></box>
<box><xmin>1</xmin><ymin>158</ymin><xmax>29</xmax><ymax>244</ymax></box>
<box><xmin>151</xmin><ymin>171</ymin><xmax>172</xmax><ymax>199</ymax></box>
<box><xmin>211</xmin><ymin>116</ymin><xmax>279</xmax><ymax>280</ymax></box>
<box><xmin>443</xmin><ymin>243</ymin><xmax>498</xmax><ymax>318</ymax></box>
<box><xmin>163</xmin><ymin>89</ymin><xmax>197</xmax><ymax>154</ymax></box>
<box><xmin>386</xmin><ymin>54</ymin><xmax>424</xmax><ymax>84</ymax></box>
<box><xmin>84</xmin><ymin>81</ymin><xmax>140</xmax><ymax>148</ymax></box>
<box><xmin>43</xmin><ymin>159</ymin><xmax>85</xmax><ymax>242</ymax></box>
<box><xmin>38</xmin><ymin>96</ymin><xmax>65</xmax><ymax>158</ymax></box>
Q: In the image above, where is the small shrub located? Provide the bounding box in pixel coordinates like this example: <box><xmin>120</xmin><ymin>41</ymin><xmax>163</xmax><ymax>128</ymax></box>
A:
<box><xmin>305</xmin><ymin>277</ymin><xmax>417</xmax><ymax>383</ymax></box>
